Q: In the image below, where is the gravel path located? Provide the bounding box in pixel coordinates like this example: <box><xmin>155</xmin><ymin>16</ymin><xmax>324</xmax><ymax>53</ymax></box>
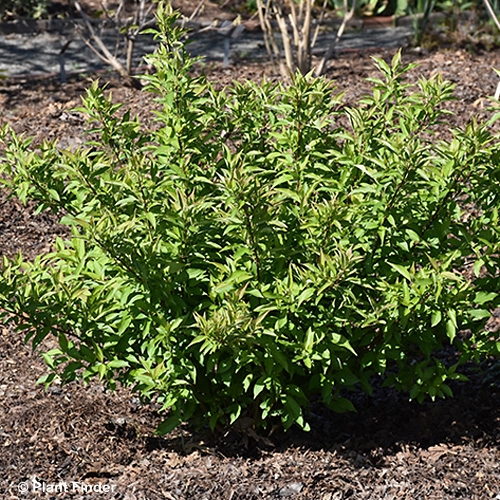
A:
<box><xmin>0</xmin><ymin>20</ymin><xmax>414</xmax><ymax>79</ymax></box>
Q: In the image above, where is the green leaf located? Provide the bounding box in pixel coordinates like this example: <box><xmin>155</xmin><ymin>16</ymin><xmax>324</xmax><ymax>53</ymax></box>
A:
<box><xmin>296</xmin><ymin>288</ymin><xmax>315</xmax><ymax>307</ymax></box>
<box><xmin>330</xmin><ymin>397</ymin><xmax>356</xmax><ymax>413</ymax></box>
<box><xmin>145</xmin><ymin>211</ymin><xmax>157</xmax><ymax>229</ymax></box>
<box><xmin>107</xmin><ymin>359</ymin><xmax>130</xmax><ymax>369</ymax></box>
<box><xmin>58</xmin><ymin>333</ymin><xmax>69</xmax><ymax>352</ymax></box>
<box><xmin>282</xmin><ymin>394</ymin><xmax>302</xmax><ymax>430</ymax></box>
<box><xmin>304</xmin><ymin>327</ymin><xmax>314</xmax><ymax>352</ymax></box>
<box><xmin>388</xmin><ymin>262</ymin><xmax>412</xmax><ymax>281</ymax></box>
<box><xmin>473</xmin><ymin>258</ymin><xmax>484</xmax><ymax>277</ymax></box>
<box><xmin>469</xmin><ymin>309</ymin><xmax>491</xmax><ymax>320</ymax></box>
<box><xmin>441</xmin><ymin>271</ymin><xmax>461</xmax><ymax>282</ymax></box>
<box><xmin>229</xmin><ymin>405</ymin><xmax>242</xmax><ymax>425</ymax></box>
<box><xmin>253</xmin><ymin>377</ymin><xmax>267</xmax><ymax>398</ymax></box>
<box><xmin>37</xmin><ymin>373</ymin><xmax>58</xmax><ymax>387</ymax></box>
<box><xmin>97</xmin><ymin>363</ymin><xmax>107</xmax><ymax>380</ymax></box>
<box><xmin>405</xmin><ymin>229</ymin><xmax>420</xmax><ymax>243</ymax></box>
<box><xmin>72</xmin><ymin>237</ymin><xmax>86</xmax><ymax>260</ymax></box>
<box><xmin>446</xmin><ymin>319</ymin><xmax>456</xmax><ymax>342</ymax></box>
<box><xmin>156</xmin><ymin>414</ymin><xmax>183</xmax><ymax>435</ymax></box>
<box><xmin>242</xmin><ymin>373</ymin><xmax>253</xmax><ymax>392</ymax></box>
<box><xmin>214</xmin><ymin>271</ymin><xmax>253</xmax><ymax>294</ymax></box>
<box><xmin>474</xmin><ymin>292</ymin><xmax>498</xmax><ymax>305</ymax></box>
<box><xmin>431</xmin><ymin>310</ymin><xmax>442</xmax><ymax>327</ymax></box>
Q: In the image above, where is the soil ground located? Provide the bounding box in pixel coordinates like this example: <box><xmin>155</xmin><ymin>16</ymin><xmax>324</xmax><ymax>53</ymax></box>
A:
<box><xmin>1</xmin><ymin>2</ymin><xmax>500</xmax><ymax>499</ymax></box>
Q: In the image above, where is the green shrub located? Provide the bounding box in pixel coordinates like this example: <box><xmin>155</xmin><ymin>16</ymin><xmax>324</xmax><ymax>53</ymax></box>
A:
<box><xmin>1</xmin><ymin>6</ymin><xmax>500</xmax><ymax>434</ymax></box>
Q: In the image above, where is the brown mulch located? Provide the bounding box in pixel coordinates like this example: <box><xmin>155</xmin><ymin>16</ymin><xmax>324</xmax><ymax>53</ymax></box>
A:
<box><xmin>1</xmin><ymin>2</ymin><xmax>500</xmax><ymax>497</ymax></box>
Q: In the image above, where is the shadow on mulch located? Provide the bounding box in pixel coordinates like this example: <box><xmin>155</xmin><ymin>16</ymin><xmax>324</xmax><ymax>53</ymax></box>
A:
<box><xmin>183</xmin><ymin>365</ymin><xmax>500</xmax><ymax>461</ymax></box>
<box><xmin>128</xmin><ymin>346</ymin><xmax>500</xmax><ymax>465</ymax></box>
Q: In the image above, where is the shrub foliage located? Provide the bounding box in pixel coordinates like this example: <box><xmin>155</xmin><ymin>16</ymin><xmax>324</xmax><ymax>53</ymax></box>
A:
<box><xmin>1</xmin><ymin>7</ymin><xmax>499</xmax><ymax>433</ymax></box>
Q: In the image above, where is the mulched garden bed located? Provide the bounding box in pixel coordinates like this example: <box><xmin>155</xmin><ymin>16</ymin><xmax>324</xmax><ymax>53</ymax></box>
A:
<box><xmin>1</xmin><ymin>27</ymin><xmax>500</xmax><ymax>499</ymax></box>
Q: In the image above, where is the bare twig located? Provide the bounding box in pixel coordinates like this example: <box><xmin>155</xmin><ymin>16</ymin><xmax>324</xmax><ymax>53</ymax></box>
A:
<box><xmin>312</xmin><ymin>0</ymin><xmax>328</xmax><ymax>47</ymax></box>
<box><xmin>256</xmin><ymin>0</ymin><xmax>288</xmax><ymax>77</ymax></box>
<box><xmin>72</xmin><ymin>0</ymin><xmax>132</xmax><ymax>82</ymax></box>
<box><xmin>289</xmin><ymin>0</ymin><xmax>313</xmax><ymax>74</ymax></box>
<box><xmin>180</xmin><ymin>0</ymin><xmax>205</xmax><ymax>28</ymax></box>
<box><xmin>299</xmin><ymin>0</ymin><xmax>313</xmax><ymax>74</ymax></box>
<box><xmin>314</xmin><ymin>0</ymin><xmax>356</xmax><ymax>76</ymax></box>
<box><xmin>483</xmin><ymin>0</ymin><xmax>500</xmax><ymax>31</ymax></box>
<box><xmin>256</xmin><ymin>0</ymin><xmax>315</xmax><ymax>78</ymax></box>
<box><xmin>482</xmin><ymin>0</ymin><xmax>500</xmax><ymax>98</ymax></box>
<box><xmin>72</xmin><ymin>0</ymin><xmax>157</xmax><ymax>86</ymax></box>
<box><xmin>59</xmin><ymin>39</ymin><xmax>72</xmax><ymax>84</ymax></box>
<box><xmin>257</xmin><ymin>0</ymin><xmax>364</xmax><ymax>78</ymax></box>
<box><xmin>274</xmin><ymin>1</ymin><xmax>294</xmax><ymax>75</ymax></box>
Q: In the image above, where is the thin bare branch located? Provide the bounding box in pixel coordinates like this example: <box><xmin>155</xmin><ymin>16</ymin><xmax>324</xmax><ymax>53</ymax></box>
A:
<box><xmin>483</xmin><ymin>0</ymin><xmax>500</xmax><ymax>31</ymax></box>
<box><xmin>312</xmin><ymin>0</ymin><xmax>328</xmax><ymax>47</ymax></box>
<box><xmin>299</xmin><ymin>0</ymin><xmax>312</xmax><ymax>74</ymax></box>
<box><xmin>180</xmin><ymin>0</ymin><xmax>205</xmax><ymax>29</ymax></box>
<box><xmin>256</xmin><ymin>0</ymin><xmax>285</xmax><ymax>75</ymax></box>
<box><xmin>314</xmin><ymin>0</ymin><xmax>356</xmax><ymax>76</ymax></box>
<box><xmin>73</xmin><ymin>0</ymin><xmax>131</xmax><ymax>81</ymax></box>
<box><xmin>274</xmin><ymin>2</ymin><xmax>295</xmax><ymax>76</ymax></box>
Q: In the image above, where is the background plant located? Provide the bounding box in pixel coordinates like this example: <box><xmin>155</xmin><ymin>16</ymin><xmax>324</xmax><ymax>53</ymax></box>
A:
<box><xmin>0</xmin><ymin>6</ymin><xmax>499</xmax><ymax>434</ymax></box>
<box><xmin>0</xmin><ymin>0</ymin><xmax>50</xmax><ymax>20</ymax></box>
<box><xmin>256</xmin><ymin>0</ymin><xmax>357</xmax><ymax>77</ymax></box>
<box><xmin>70</xmin><ymin>0</ymin><xmax>158</xmax><ymax>84</ymax></box>
<box><xmin>254</xmin><ymin>0</ymin><xmax>500</xmax><ymax>77</ymax></box>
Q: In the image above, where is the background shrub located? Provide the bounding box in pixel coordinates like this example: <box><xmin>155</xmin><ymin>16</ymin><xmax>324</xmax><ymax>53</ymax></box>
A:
<box><xmin>0</xmin><ymin>0</ymin><xmax>49</xmax><ymax>20</ymax></box>
<box><xmin>0</xmin><ymin>6</ymin><xmax>499</xmax><ymax>434</ymax></box>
